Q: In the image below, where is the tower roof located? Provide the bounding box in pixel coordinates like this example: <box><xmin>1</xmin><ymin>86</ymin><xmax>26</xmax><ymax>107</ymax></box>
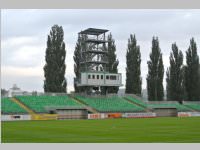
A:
<box><xmin>79</xmin><ymin>28</ymin><xmax>109</xmax><ymax>35</ymax></box>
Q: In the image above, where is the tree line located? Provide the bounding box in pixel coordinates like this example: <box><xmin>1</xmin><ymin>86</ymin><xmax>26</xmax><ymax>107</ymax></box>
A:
<box><xmin>126</xmin><ymin>35</ymin><xmax>199</xmax><ymax>101</ymax></box>
<box><xmin>127</xmin><ymin>36</ymin><xmax>199</xmax><ymax>101</ymax></box>
<box><xmin>44</xmin><ymin>25</ymin><xmax>200</xmax><ymax>101</ymax></box>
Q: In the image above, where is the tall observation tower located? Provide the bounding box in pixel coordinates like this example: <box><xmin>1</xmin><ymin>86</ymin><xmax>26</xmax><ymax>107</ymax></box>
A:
<box><xmin>76</xmin><ymin>28</ymin><xmax>122</xmax><ymax>95</ymax></box>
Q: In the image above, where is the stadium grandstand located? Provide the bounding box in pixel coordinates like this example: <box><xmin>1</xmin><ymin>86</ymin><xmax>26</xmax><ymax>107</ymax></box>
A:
<box><xmin>15</xmin><ymin>95</ymin><xmax>83</xmax><ymax>113</ymax></box>
<box><xmin>74</xmin><ymin>95</ymin><xmax>145</xmax><ymax>112</ymax></box>
<box><xmin>1</xmin><ymin>95</ymin><xmax>200</xmax><ymax>118</ymax></box>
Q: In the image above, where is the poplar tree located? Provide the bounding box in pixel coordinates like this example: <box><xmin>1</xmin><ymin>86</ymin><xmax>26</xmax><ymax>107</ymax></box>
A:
<box><xmin>166</xmin><ymin>43</ymin><xmax>184</xmax><ymax>102</ymax></box>
<box><xmin>185</xmin><ymin>38</ymin><xmax>199</xmax><ymax>101</ymax></box>
<box><xmin>146</xmin><ymin>37</ymin><xmax>164</xmax><ymax>101</ymax></box>
<box><xmin>182</xmin><ymin>65</ymin><xmax>188</xmax><ymax>101</ymax></box>
<box><xmin>166</xmin><ymin>68</ymin><xmax>170</xmax><ymax>100</ymax></box>
<box><xmin>44</xmin><ymin>25</ymin><xmax>67</xmax><ymax>93</ymax></box>
<box><xmin>74</xmin><ymin>35</ymin><xmax>82</xmax><ymax>93</ymax></box>
<box><xmin>125</xmin><ymin>34</ymin><xmax>142</xmax><ymax>95</ymax></box>
<box><xmin>73</xmin><ymin>34</ymin><xmax>87</xmax><ymax>93</ymax></box>
<box><xmin>107</xmin><ymin>33</ymin><xmax>119</xmax><ymax>93</ymax></box>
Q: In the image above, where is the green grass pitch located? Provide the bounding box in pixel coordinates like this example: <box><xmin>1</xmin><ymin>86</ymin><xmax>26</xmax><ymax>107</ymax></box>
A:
<box><xmin>2</xmin><ymin>117</ymin><xmax>200</xmax><ymax>143</ymax></box>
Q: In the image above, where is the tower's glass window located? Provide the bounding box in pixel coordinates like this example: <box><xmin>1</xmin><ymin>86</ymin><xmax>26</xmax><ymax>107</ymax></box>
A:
<box><xmin>106</xmin><ymin>75</ymin><xmax>109</xmax><ymax>80</ymax></box>
<box><xmin>101</xmin><ymin>75</ymin><xmax>103</xmax><ymax>79</ymax></box>
<box><xmin>92</xmin><ymin>75</ymin><xmax>95</xmax><ymax>79</ymax></box>
<box><xmin>88</xmin><ymin>74</ymin><xmax>91</xmax><ymax>79</ymax></box>
<box><xmin>97</xmin><ymin>75</ymin><xmax>99</xmax><ymax>79</ymax></box>
<box><xmin>110</xmin><ymin>75</ymin><xmax>117</xmax><ymax>80</ymax></box>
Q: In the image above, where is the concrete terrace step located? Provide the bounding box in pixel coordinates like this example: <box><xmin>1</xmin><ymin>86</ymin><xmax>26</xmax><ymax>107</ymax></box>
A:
<box><xmin>183</xmin><ymin>105</ymin><xmax>199</xmax><ymax>112</ymax></box>
<box><xmin>70</xmin><ymin>96</ymin><xmax>98</xmax><ymax>113</ymax></box>
<box><xmin>123</xmin><ymin>97</ymin><xmax>152</xmax><ymax>112</ymax></box>
<box><xmin>11</xmin><ymin>97</ymin><xmax>36</xmax><ymax>115</ymax></box>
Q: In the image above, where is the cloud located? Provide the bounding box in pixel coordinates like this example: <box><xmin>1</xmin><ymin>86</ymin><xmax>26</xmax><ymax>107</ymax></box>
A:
<box><xmin>1</xmin><ymin>65</ymin><xmax>44</xmax><ymax>92</ymax></box>
<box><xmin>1</xmin><ymin>9</ymin><xmax>200</xmax><ymax>93</ymax></box>
<box><xmin>2</xmin><ymin>66</ymin><xmax>43</xmax><ymax>77</ymax></box>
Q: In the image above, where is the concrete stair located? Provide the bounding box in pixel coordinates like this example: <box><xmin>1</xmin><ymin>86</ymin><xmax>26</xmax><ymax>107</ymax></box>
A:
<box><xmin>123</xmin><ymin>97</ymin><xmax>152</xmax><ymax>112</ymax></box>
<box><xmin>70</xmin><ymin>96</ymin><xmax>98</xmax><ymax>113</ymax></box>
<box><xmin>183</xmin><ymin>105</ymin><xmax>198</xmax><ymax>112</ymax></box>
<box><xmin>11</xmin><ymin>97</ymin><xmax>36</xmax><ymax>114</ymax></box>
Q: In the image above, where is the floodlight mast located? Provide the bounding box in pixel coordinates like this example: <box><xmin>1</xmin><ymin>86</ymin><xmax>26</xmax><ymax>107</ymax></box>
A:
<box><xmin>76</xmin><ymin>28</ymin><xmax>122</xmax><ymax>95</ymax></box>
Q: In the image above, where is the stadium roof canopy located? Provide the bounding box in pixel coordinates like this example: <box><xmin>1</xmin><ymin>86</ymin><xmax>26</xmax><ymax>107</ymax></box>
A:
<box><xmin>79</xmin><ymin>28</ymin><xmax>109</xmax><ymax>35</ymax></box>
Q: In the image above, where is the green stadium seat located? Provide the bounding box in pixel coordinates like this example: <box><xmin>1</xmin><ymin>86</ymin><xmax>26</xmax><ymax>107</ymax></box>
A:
<box><xmin>147</xmin><ymin>102</ymin><xmax>191</xmax><ymax>112</ymax></box>
<box><xmin>75</xmin><ymin>96</ymin><xmax>145</xmax><ymax>112</ymax></box>
<box><xmin>183</xmin><ymin>103</ymin><xmax>200</xmax><ymax>111</ymax></box>
<box><xmin>16</xmin><ymin>96</ymin><xmax>83</xmax><ymax>113</ymax></box>
<box><xmin>1</xmin><ymin>98</ymin><xmax>28</xmax><ymax>114</ymax></box>
<box><xmin>125</xmin><ymin>96</ymin><xmax>147</xmax><ymax>107</ymax></box>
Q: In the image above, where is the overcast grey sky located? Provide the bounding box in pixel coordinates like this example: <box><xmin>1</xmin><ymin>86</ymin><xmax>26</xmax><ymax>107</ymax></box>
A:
<box><xmin>1</xmin><ymin>9</ymin><xmax>200</xmax><ymax>92</ymax></box>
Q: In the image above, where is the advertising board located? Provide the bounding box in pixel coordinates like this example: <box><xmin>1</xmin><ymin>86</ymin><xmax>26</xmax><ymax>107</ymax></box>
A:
<box><xmin>1</xmin><ymin>115</ymin><xmax>31</xmax><ymax>121</ymax></box>
<box><xmin>123</xmin><ymin>112</ymin><xmax>156</xmax><ymax>118</ymax></box>
<box><xmin>88</xmin><ymin>113</ymin><xmax>101</xmax><ymax>119</ymax></box>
